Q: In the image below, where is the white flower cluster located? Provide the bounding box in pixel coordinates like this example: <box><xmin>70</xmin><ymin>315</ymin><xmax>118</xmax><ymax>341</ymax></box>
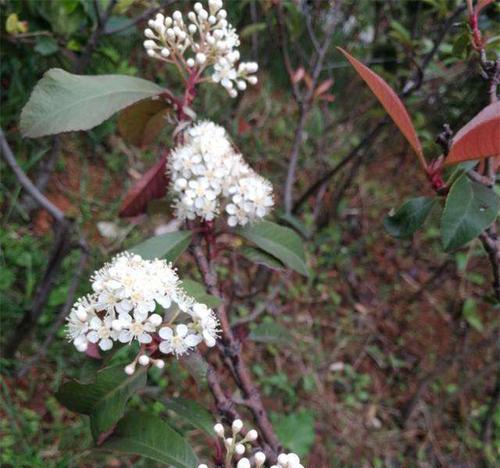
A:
<box><xmin>66</xmin><ymin>253</ymin><xmax>219</xmax><ymax>372</ymax></box>
<box><xmin>168</xmin><ymin>121</ymin><xmax>274</xmax><ymax>226</ymax></box>
<box><xmin>143</xmin><ymin>0</ymin><xmax>258</xmax><ymax>97</ymax></box>
<box><xmin>198</xmin><ymin>420</ymin><xmax>304</xmax><ymax>468</ymax></box>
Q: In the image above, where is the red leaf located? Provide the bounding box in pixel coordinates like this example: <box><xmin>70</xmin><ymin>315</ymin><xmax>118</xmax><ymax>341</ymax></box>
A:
<box><xmin>445</xmin><ymin>101</ymin><xmax>500</xmax><ymax>165</ymax></box>
<box><xmin>314</xmin><ymin>78</ymin><xmax>334</xmax><ymax>99</ymax></box>
<box><xmin>338</xmin><ymin>47</ymin><xmax>426</xmax><ymax>169</ymax></box>
<box><xmin>119</xmin><ymin>153</ymin><xmax>169</xmax><ymax>217</ymax></box>
<box><xmin>118</xmin><ymin>99</ymin><xmax>170</xmax><ymax>148</ymax></box>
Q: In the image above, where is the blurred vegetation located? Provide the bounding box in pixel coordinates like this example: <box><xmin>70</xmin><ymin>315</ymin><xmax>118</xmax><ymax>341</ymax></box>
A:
<box><xmin>1</xmin><ymin>0</ymin><xmax>499</xmax><ymax>466</ymax></box>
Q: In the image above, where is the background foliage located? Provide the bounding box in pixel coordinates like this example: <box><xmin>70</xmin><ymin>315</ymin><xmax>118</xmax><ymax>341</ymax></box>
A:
<box><xmin>1</xmin><ymin>0</ymin><xmax>499</xmax><ymax>466</ymax></box>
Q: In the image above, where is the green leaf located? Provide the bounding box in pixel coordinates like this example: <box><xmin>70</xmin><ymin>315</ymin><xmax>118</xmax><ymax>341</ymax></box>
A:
<box><xmin>240</xmin><ymin>246</ymin><xmax>285</xmax><ymax>271</ymax></box>
<box><xmin>181</xmin><ymin>279</ymin><xmax>222</xmax><ymax>308</ymax></box>
<box><xmin>34</xmin><ymin>36</ymin><xmax>59</xmax><ymax>56</ymax></box>
<box><xmin>20</xmin><ymin>68</ymin><xmax>165</xmax><ymax>138</ymax></box>
<box><xmin>272</xmin><ymin>410</ymin><xmax>315</xmax><ymax>457</ymax></box>
<box><xmin>118</xmin><ymin>99</ymin><xmax>170</xmax><ymax>147</ymax></box>
<box><xmin>249</xmin><ymin>320</ymin><xmax>292</xmax><ymax>346</ymax></box>
<box><xmin>164</xmin><ymin>398</ymin><xmax>214</xmax><ymax>435</ymax></box>
<box><xmin>56</xmin><ymin>365</ymin><xmax>147</xmax><ymax>440</ymax></box>
<box><xmin>100</xmin><ymin>411</ymin><xmax>198</xmax><ymax>468</ymax></box>
<box><xmin>279</xmin><ymin>213</ymin><xmax>309</xmax><ymax>238</ymax></box>
<box><xmin>462</xmin><ymin>298</ymin><xmax>484</xmax><ymax>332</ymax></box>
<box><xmin>129</xmin><ymin>231</ymin><xmax>192</xmax><ymax>262</ymax></box>
<box><xmin>384</xmin><ymin>196</ymin><xmax>435</xmax><ymax>238</ymax></box>
<box><xmin>179</xmin><ymin>353</ymin><xmax>208</xmax><ymax>387</ymax></box>
<box><xmin>441</xmin><ymin>175</ymin><xmax>499</xmax><ymax>251</ymax></box>
<box><xmin>237</xmin><ymin>221</ymin><xmax>308</xmax><ymax>276</ymax></box>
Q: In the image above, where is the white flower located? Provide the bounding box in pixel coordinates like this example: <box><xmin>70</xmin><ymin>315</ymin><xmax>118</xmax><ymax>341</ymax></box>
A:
<box><xmin>66</xmin><ymin>295</ymin><xmax>96</xmax><ymax>352</ymax></box>
<box><xmin>87</xmin><ymin>315</ymin><xmax>117</xmax><ymax>351</ymax></box>
<box><xmin>115</xmin><ymin>312</ymin><xmax>161</xmax><ymax>344</ymax></box>
<box><xmin>168</xmin><ymin>121</ymin><xmax>274</xmax><ymax>226</ymax></box>
<box><xmin>189</xmin><ymin>303</ymin><xmax>219</xmax><ymax>347</ymax></box>
<box><xmin>66</xmin><ymin>253</ymin><xmax>220</xmax><ymax>368</ymax></box>
<box><xmin>142</xmin><ymin>0</ymin><xmax>258</xmax><ymax>97</ymax></box>
<box><xmin>159</xmin><ymin>324</ymin><xmax>201</xmax><ymax>356</ymax></box>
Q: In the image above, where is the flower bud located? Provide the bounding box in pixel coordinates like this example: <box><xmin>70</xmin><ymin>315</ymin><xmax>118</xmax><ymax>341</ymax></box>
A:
<box><xmin>198</xmin><ymin>465</ymin><xmax>208</xmax><ymax>468</ymax></box>
<box><xmin>196</xmin><ymin>53</ymin><xmax>207</xmax><ymax>64</ymax></box>
<box><xmin>194</xmin><ymin>3</ymin><xmax>203</xmax><ymax>12</ymax></box>
<box><xmin>246</xmin><ymin>429</ymin><xmax>258</xmax><ymax>441</ymax></box>
<box><xmin>186</xmin><ymin>58</ymin><xmax>195</xmax><ymax>68</ymax></box>
<box><xmin>188</xmin><ymin>24</ymin><xmax>197</xmax><ymax>34</ymax></box>
<box><xmin>277</xmin><ymin>453</ymin><xmax>289</xmax><ymax>465</ymax></box>
<box><xmin>138</xmin><ymin>355</ymin><xmax>150</xmax><ymax>366</ymax></box>
<box><xmin>161</xmin><ymin>48</ymin><xmax>170</xmax><ymax>57</ymax></box>
<box><xmin>124</xmin><ymin>364</ymin><xmax>135</xmax><ymax>375</ymax></box>
<box><xmin>235</xmin><ymin>443</ymin><xmax>245</xmax><ymax>455</ymax></box>
<box><xmin>237</xmin><ymin>458</ymin><xmax>250</xmax><ymax>468</ymax></box>
<box><xmin>143</xmin><ymin>40</ymin><xmax>156</xmax><ymax>49</ymax></box>
<box><xmin>213</xmin><ymin>423</ymin><xmax>225</xmax><ymax>437</ymax></box>
<box><xmin>254</xmin><ymin>451</ymin><xmax>266</xmax><ymax>467</ymax></box>
<box><xmin>144</xmin><ymin>28</ymin><xmax>155</xmax><ymax>38</ymax></box>
<box><xmin>232</xmin><ymin>419</ymin><xmax>243</xmax><ymax>433</ymax></box>
<box><xmin>153</xmin><ymin>359</ymin><xmax>165</xmax><ymax>369</ymax></box>
<box><xmin>173</xmin><ymin>11</ymin><xmax>182</xmax><ymax>21</ymax></box>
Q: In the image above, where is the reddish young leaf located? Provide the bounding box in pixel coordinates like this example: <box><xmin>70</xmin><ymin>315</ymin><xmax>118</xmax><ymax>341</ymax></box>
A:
<box><xmin>445</xmin><ymin>101</ymin><xmax>500</xmax><ymax>165</ymax></box>
<box><xmin>118</xmin><ymin>99</ymin><xmax>170</xmax><ymax>148</ymax></box>
<box><xmin>314</xmin><ymin>78</ymin><xmax>334</xmax><ymax>99</ymax></box>
<box><xmin>338</xmin><ymin>47</ymin><xmax>426</xmax><ymax>169</ymax></box>
<box><xmin>119</xmin><ymin>153</ymin><xmax>169</xmax><ymax>217</ymax></box>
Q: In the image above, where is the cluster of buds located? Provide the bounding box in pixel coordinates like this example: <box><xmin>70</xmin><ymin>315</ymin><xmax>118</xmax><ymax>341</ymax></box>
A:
<box><xmin>168</xmin><ymin>121</ymin><xmax>274</xmax><ymax>226</ymax></box>
<box><xmin>66</xmin><ymin>253</ymin><xmax>219</xmax><ymax>373</ymax></box>
<box><xmin>198</xmin><ymin>420</ymin><xmax>305</xmax><ymax>468</ymax></box>
<box><xmin>143</xmin><ymin>0</ymin><xmax>258</xmax><ymax>97</ymax></box>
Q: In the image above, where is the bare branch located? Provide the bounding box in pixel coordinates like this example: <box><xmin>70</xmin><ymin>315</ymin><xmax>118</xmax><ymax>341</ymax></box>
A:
<box><xmin>0</xmin><ymin>128</ymin><xmax>65</xmax><ymax>223</ymax></box>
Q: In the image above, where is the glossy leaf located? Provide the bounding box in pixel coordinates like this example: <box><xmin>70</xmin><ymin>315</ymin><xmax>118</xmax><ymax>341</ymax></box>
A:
<box><xmin>441</xmin><ymin>174</ymin><xmax>499</xmax><ymax>251</ymax></box>
<box><xmin>240</xmin><ymin>246</ymin><xmax>285</xmax><ymax>271</ymax></box>
<box><xmin>338</xmin><ymin>48</ymin><xmax>425</xmax><ymax>166</ymax></box>
<box><xmin>237</xmin><ymin>221</ymin><xmax>308</xmax><ymax>276</ymax></box>
<box><xmin>384</xmin><ymin>196</ymin><xmax>435</xmax><ymax>238</ymax></box>
<box><xmin>445</xmin><ymin>102</ymin><xmax>500</xmax><ymax>165</ymax></box>
<box><xmin>101</xmin><ymin>411</ymin><xmax>198</xmax><ymax>468</ymax></box>
<box><xmin>118</xmin><ymin>99</ymin><xmax>170</xmax><ymax>147</ymax></box>
<box><xmin>119</xmin><ymin>154</ymin><xmax>168</xmax><ymax>217</ymax></box>
<box><xmin>164</xmin><ymin>398</ymin><xmax>214</xmax><ymax>435</ymax></box>
<box><xmin>56</xmin><ymin>366</ymin><xmax>146</xmax><ymax>441</ymax></box>
<box><xmin>129</xmin><ymin>231</ymin><xmax>192</xmax><ymax>262</ymax></box>
<box><xmin>181</xmin><ymin>279</ymin><xmax>222</xmax><ymax>308</ymax></box>
<box><xmin>20</xmin><ymin>69</ymin><xmax>165</xmax><ymax>138</ymax></box>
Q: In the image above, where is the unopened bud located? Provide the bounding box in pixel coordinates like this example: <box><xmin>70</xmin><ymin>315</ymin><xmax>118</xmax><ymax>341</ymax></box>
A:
<box><xmin>232</xmin><ymin>419</ymin><xmax>243</xmax><ymax>434</ymax></box>
<box><xmin>214</xmin><ymin>423</ymin><xmax>225</xmax><ymax>437</ymax></box>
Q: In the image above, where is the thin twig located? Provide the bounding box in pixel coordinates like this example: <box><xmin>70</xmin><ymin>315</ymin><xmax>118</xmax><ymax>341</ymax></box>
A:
<box><xmin>191</xmin><ymin>236</ymin><xmax>281</xmax><ymax>458</ymax></box>
<box><xmin>1</xmin><ymin>129</ymin><xmax>65</xmax><ymax>223</ymax></box>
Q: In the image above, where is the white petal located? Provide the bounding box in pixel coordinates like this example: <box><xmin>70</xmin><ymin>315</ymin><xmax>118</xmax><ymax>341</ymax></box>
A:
<box><xmin>138</xmin><ymin>333</ymin><xmax>152</xmax><ymax>344</ymax></box>
<box><xmin>87</xmin><ymin>331</ymin><xmax>99</xmax><ymax>343</ymax></box>
<box><xmin>99</xmin><ymin>338</ymin><xmax>113</xmax><ymax>351</ymax></box>
<box><xmin>159</xmin><ymin>341</ymin><xmax>172</xmax><ymax>354</ymax></box>
<box><xmin>185</xmin><ymin>334</ymin><xmax>202</xmax><ymax>347</ymax></box>
<box><xmin>159</xmin><ymin>326</ymin><xmax>173</xmax><ymax>339</ymax></box>
<box><xmin>176</xmin><ymin>324</ymin><xmax>188</xmax><ymax>337</ymax></box>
